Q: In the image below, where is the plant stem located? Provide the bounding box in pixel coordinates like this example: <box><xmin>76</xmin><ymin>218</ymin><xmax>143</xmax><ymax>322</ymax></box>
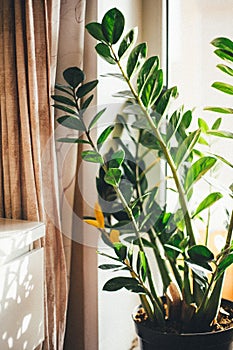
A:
<box><xmin>111</xmin><ymin>46</ymin><xmax>196</xmax><ymax>247</ymax></box>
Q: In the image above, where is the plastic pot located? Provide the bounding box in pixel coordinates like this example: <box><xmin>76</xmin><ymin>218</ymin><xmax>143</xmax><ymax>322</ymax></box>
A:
<box><xmin>134</xmin><ymin>300</ymin><xmax>233</xmax><ymax>350</ymax></box>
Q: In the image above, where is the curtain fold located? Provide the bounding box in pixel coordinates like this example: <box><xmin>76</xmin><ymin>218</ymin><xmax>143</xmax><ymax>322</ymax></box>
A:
<box><xmin>0</xmin><ymin>1</ymin><xmax>67</xmax><ymax>349</ymax></box>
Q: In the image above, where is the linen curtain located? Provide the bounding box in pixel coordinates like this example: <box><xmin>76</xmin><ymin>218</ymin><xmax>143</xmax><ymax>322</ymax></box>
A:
<box><xmin>0</xmin><ymin>1</ymin><xmax>67</xmax><ymax>349</ymax></box>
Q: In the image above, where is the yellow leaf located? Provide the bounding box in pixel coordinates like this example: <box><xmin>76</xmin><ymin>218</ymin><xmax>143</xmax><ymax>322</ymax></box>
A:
<box><xmin>110</xmin><ymin>229</ymin><xmax>120</xmax><ymax>243</ymax></box>
<box><xmin>83</xmin><ymin>219</ymin><xmax>100</xmax><ymax>228</ymax></box>
<box><xmin>94</xmin><ymin>202</ymin><xmax>105</xmax><ymax>229</ymax></box>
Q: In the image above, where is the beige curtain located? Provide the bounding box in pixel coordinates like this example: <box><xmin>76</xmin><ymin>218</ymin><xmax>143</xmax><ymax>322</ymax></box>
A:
<box><xmin>0</xmin><ymin>1</ymin><xmax>67</xmax><ymax>349</ymax></box>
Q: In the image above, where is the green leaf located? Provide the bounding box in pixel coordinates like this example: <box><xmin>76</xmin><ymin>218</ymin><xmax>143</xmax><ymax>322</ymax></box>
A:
<box><xmin>218</xmin><ymin>253</ymin><xmax>233</xmax><ymax>272</ymax></box>
<box><xmin>104</xmin><ymin>168</ymin><xmax>122</xmax><ymax>186</ymax></box>
<box><xmin>166</xmin><ymin>108</ymin><xmax>183</xmax><ymax>141</ymax></box>
<box><xmin>81</xmin><ymin>95</ymin><xmax>94</xmax><ymax>110</ymax></box>
<box><xmin>175</xmin><ymin>129</ymin><xmax>201</xmax><ymax>167</ymax></box>
<box><xmin>137</xmin><ymin>251</ymin><xmax>147</xmax><ymax>282</ymax></box>
<box><xmin>101</xmin><ymin>8</ymin><xmax>125</xmax><ymax>44</ymax></box>
<box><xmin>212</xmin><ymin>82</ymin><xmax>233</xmax><ymax>95</ymax></box>
<box><xmin>188</xmin><ymin>245</ymin><xmax>214</xmax><ymax>263</ymax></box>
<box><xmin>141</xmin><ymin>69</ymin><xmax>163</xmax><ymax>108</ymax></box>
<box><xmin>214</xmin><ymin>49</ymin><xmax>233</xmax><ymax>63</ymax></box>
<box><xmin>140</xmin><ymin>131</ymin><xmax>160</xmax><ymax>150</ymax></box>
<box><xmin>204</xmin><ymin>106</ymin><xmax>233</xmax><ymax>114</ymax></box>
<box><xmin>127</xmin><ymin>43</ymin><xmax>147</xmax><ymax>79</ymax></box>
<box><xmin>55</xmin><ymin>84</ymin><xmax>73</xmax><ymax>96</ymax></box>
<box><xmin>57</xmin><ymin>116</ymin><xmax>86</xmax><ymax>131</ymax></box>
<box><xmin>51</xmin><ymin>95</ymin><xmax>76</xmax><ymax>107</ymax></box>
<box><xmin>211</xmin><ymin>118</ymin><xmax>222</xmax><ymax>130</ymax></box>
<box><xmin>81</xmin><ymin>150</ymin><xmax>104</xmax><ymax>164</ymax></box>
<box><xmin>53</xmin><ymin>104</ymin><xmax>79</xmax><ymax>116</ymax></box>
<box><xmin>95</xmin><ymin>43</ymin><xmax>116</xmax><ymax>64</ymax></box>
<box><xmin>192</xmin><ymin>192</ymin><xmax>223</xmax><ymax>218</ymax></box>
<box><xmin>85</xmin><ymin>22</ymin><xmax>107</xmax><ymax>42</ymax></box>
<box><xmin>109</xmin><ymin>150</ymin><xmax>125</xmax><ymax>168</ymax></box>
<box><xmin>118</xmin><ymin>27</ymin><xmax>138</xmax><ymax>59</ymax></box>
<box><xmin>103</xmin><ymin>276</ymin><xmax>145</xmax><ymax>293</ymax></box>
<box><xmin>97</xmin><ymin>125</ymin><xmax>114</xmax><ymax>148</ymax></box>
<box><xmin>63</xmin><ymin>67</ymin><xmax>85</xmax><ymax>88</ymax></box>
<box><xmin>57</xmin><ymin>138</ymin><xmax>90</xmax><ymax>144</ymax></box>
<box><xmin>155</xmin><ymin>86</ymin><xmax>178</xmax><ymax>118</ymax></box>
<box><xmin>217</xmin><ymin>64</ymin><xmax>233</xmax><ymax>76</ymax></box>
<box><xmin>206</xmin><ymin>130</ymin><xmax>233</xmax><ymax>139</ymax></box>
<box><xmin>211</xmin><ymin>37</ymin><xmax>233</xmax><ymax>54</ymax></box>
<box><xmin>88</xmin><ymin>108</ymin><xmax>106</xmax><ymax>130</ymax></box>
<box><xmin>77</xmin><ymin>80</ymin><xmax>98</xmax><ymax>98</ymax></box>
<box><xmin>184</xmin><ymin>156</ymin><xmax>217</xmax><ymax>191</ymax></box>
<box><xmin>98</xmin><ymin>264</ymin><xmax>122</xmax><ymax>270</ymax></box>
<box><xmin>198</xmin><ymin>118</ymin><xmax>209</xmax><ymax>133</ymax></box>
<box><xmin>113</xmin><ymin>242</ymin><xmax>127</xmax><ymax>260</ymax></box>
<box><xmin>211</xmin><ymin>153</ymin><xmax>233</xmax><ymax>168</ymax></box>
<box><xmin>101</xmin><ymin>73</ymin><xmax>125</xmax><ymax>81</ymax></box>
<box><xmin>137</xmin><ymin>56</ymin><xmax>159</xmax><ymax>94</ymax></box>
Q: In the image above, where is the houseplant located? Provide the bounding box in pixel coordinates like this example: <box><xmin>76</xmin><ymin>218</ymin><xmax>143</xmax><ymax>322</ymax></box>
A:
<box><xmin>52</xmin><ymin>8</ymin><xmax>233</xmax><ymax>350</ymax></box>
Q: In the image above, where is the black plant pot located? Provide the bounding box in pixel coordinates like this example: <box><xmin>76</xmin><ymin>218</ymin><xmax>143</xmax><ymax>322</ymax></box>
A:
<box><xmin>134</xmin><ymin>300</ymin><xmax>233</xmax><ymax>350</ymax></box>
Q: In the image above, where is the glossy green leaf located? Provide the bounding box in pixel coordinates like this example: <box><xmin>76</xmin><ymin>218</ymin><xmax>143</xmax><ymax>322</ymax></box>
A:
<box><xmin>109</xmin><ymin>150</ymin><xmax>125</xmax><ymax>168</ymax></box>
<box><xmin>104</xmin><ymin>168</ymin><xmax>122</xmax><ymax>186</ymax></box>
<box><xmin>206</xmin><ymin>130</ymin><xmax>233</xmax><ymax>139</ymax></box>
<box><xmin>184</xmin><ymin>156</ymin><xmax>217</xmax><ymax>191</ymax></box>
<box><xmin>63</xmin><ymin>67</ymin><xmax>85</xmax><ymax>88</ymax></box>
<box><xmin>198</xmin><ymin>118</ymin><xmax>209</xmax><ymax>133</ymax></box>
<box><xmin>126</xmin><ymin>43</ymin><xmax>147</xmax><ymax>79</ymax></box>
<box><xmin>138</xmin><ymin>251</ymin><xmax>147</xmax><ymax>282</ymax></box>
<box><xmin>85</xmin><ymin>22</ymin><xmax>107</xmax><ymax>42</ymax></box>
<box><xmin>166</xmin><ymin>108</ymin><xmax>183</xmax><ymax>141</ymax></box>
<box><xmin>51</xmin><ymin>95</ymin><xmax>76</xmax><ymax>107</ymax></box>
<box><xmin>95</xmin><ymin>43</ymin><xmax>116</xmax><ymax>64</ymax></box>
<box><xmin>97</xmin><ymin>125</ymin><xmax>114</xmax><ymax>148</ymax></box>
<box><xmin>217</xmin><ymin>64</ymin><xmax>233</xmax><ymax>76</ymax></box>
<box><xmin>101</xmin><ymin>8</ymin><xmax>125</xmax><ymax>44</ymax></box>
<box><xmin>137</xmin><ymin>56</ymin><xmax>159</xmax><ymax>94</ymax></box>
<box><xmin>98</xmin><ymin>264</ymin><xmax>123</xmax><ymax>270</ymax></box>
<box><xmin>211</xmin><ymin>118</ymin><xmax>222</xmax><ymax>130</ymax></box>
<box><xmin>81</xmin><ymin>95</ymin><xmax>94</xmax><ymax>110</ymax></box>
<box><xmin>57</xmin><ymin>138</ymin><xmax>90</xmax><ymax>144</ymax></box>
<box><xmin>218</xmin><ymin>253</ymin><xmax>233</xmax><ymax>272</ymax></box>
<box><xmin>88</xmin><ymin>108</ymin><xmax>106</xmax><ymax>130</ymax></box>
<box><xmin>52</xmin><ymin>104</ymin><xmax>78</xmax><ymax>116</ymax></box>
<box><xmin>103</xmin><ymin>276</ymin><xmax>145</xmax><ymax>293</ymax></box>
<box><xmin>81</xmin><ymin>150</ymin><xmax>104</xmax><ymax>164</ymax></box>
<box><xmin>204</xmin><ymin>106</ymin><xmax>233</xmax><ymax>114</ymax></box>
<box><xmin>141</xmin><ymin>69</ymin><xmax>163</xmax><ymax>108</ymax></box>
<box><xmin>118</xmin><ymin>27</ymin><xmax>138</xmax><ymax>59</ymax></box>
<box><xmin>77</xmin><ymin>80</ymin><xmax>98</xmax><ymax>98</ymax></box>
<box><xmin>192</xmin><ymin>192</ymin><xmax>223</xmax><ymax>218</ymax></box>
<box><xmin>175</xmin><ymin>129</ymin><xmax>201</xmax><ymax>167</ymax></box>
<box><xmin>113</xmin><ymin>242</ymin><xmax>127</xmax><ymax>260</ymax></box>
<box><xmin>214</xmin><ymin>49</ymin><xmax>233</xmax><ymax>63</ymax></box>
<box><xmin>57</xmin><ymin>116</ymin><xmax>86</xmax><ymax>131</ymax></box>
<box><xmin>155</xmin><ymin>86</ymin><xmax>178</xmax><ymax>118</ymax></box>
<box><xmin>211</xmin><ymin>37</ymin><xmax>233</xmax><ymax>54</ymax></box>
<box><xmin>188</xmin><ymin>245</ymin><xmax>214</xmax><ymax>263</ymax></box>
<box><xmin>212</xmin><ymin>82</ymin><xmax>233</xmax><ymax>95</ymax></box>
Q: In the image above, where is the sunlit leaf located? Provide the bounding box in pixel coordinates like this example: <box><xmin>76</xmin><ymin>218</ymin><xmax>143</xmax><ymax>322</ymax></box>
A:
<box><xmin>211</xmin><ymin>118</ymin><xmax>222</xmax><ymax>130</ymax></box>
<box><xmin>214</xmin><ymin>49</ymin><xmax>233</xmax><ymax>63</ymax></box>
<box><xmin>198</xmin><ymin>118</ymin><xmax>209</xmax><ymax>133</ymax></box>
<box><xmin>81</xmin><ymin>150</ymin><xmax>104</xmax><ymax>164</ymax></box>
<box><xmin>104</xmin><ymin>168</ymin><xmax>122</xmax><ymax>186</ymax></box>
<box><xmin>97</xmin><ymin>125</ymin><xmax>114</xmax><ymax>148</ymax></box>
<box><xmin>141</xmin><ymin>69</ymin><xmax>163</xmax><ymax>108</ymax></box>
<box><xmin>204</xmin><ymin>106</ymin><xmax>233</xmax><ymax>114</ymax></box>
<box><xmin>218</xmin><ymin>253</ymin><xmax>233</xmax><ymax>272</ymax></box>
<box><xmin>212</xmin><ymin>82</ymin><xmax>233</xmax><ymax>95</ymax></box>
<box><xmin>184</xmin><ymin>156</ymin><xmax>217</xmax><ymax>191</ymax></box>
<box><xmin>137</xmin><ymin>56</ymin><xmax>159</xmax><ymax>94</ymax></box>
<box><xmin>127</xmin><ymin>43</ymin><xmax>147</xmax><ymax>79</ymax></box>
<box><xmin>118</xmin><ymin>27</ymin><xmax>138</xmax><ymax>59</ymax></box>
<box><xmin>217</xmin><ymin>64</ymin><xmax>233</xmax><ymax>76</ymax></box>
<box><xmin>207</xmin><ymin>130</ymin><xmax>233</xmax><ymax>139</ymax></box>
<box><xmin>211</xmin><ymin>37</ymin><xmax>233</xmax><ymax>54</ymax></box>
<box><xmin>101</xmin><ymin>7</ymin><xmax>125</xmax><ymax>44</ymax></box>
<box><xmin>175</xmin><ymin>129</ymin><xmax>201</xmax><ymax>167</ymax></box>
<box><xmin>192</xmin><ymin>192</ymin><xmax>223</xmax><ymax>218</ymax></box>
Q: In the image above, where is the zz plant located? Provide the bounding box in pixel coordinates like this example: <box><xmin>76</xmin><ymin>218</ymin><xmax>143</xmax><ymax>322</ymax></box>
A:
<box><xmin>53</xmin><ymin>8</ymin><xmax>233</xmax><ymax>333</ymax></box>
